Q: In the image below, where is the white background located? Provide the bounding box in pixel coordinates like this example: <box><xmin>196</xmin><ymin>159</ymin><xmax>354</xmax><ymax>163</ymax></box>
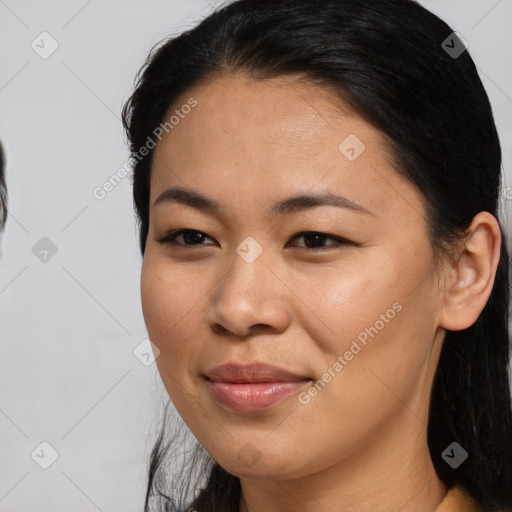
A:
<box><xmin>0</xmin><ymin>0</ymin><xmax>511</xmax><ymax>510</ymax></box>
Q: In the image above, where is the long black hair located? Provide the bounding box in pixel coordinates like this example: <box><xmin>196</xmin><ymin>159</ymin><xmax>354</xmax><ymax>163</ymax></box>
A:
<box><xmin>0</xmin><ymin>141</ymin><xmax>7</xmax><ymax>232</ymax></box>
<box><xmin>121</xmin><ymin>1</ymin><xmax>512</xmax><ymax>510</ymax></box>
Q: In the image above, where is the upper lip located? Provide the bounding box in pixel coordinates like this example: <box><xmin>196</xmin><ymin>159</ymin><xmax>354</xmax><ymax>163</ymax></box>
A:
<box><xmin>205</xmin><ymin>362</ymin><xmax>309</xmax><ymax>383</ymax></box>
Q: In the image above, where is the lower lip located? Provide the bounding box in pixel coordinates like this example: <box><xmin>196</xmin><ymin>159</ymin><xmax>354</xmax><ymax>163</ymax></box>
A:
<box><xmin>208</xmin><ymin>380</ymin><xmax>310</xmax><ymax>412</ymax></box>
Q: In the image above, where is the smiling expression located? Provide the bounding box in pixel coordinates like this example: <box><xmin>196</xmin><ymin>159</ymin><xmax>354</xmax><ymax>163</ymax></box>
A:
<box><xmin>140</xmin><ymin>73</ymin><xmax>446</xmax><ymax>480</ymax></box>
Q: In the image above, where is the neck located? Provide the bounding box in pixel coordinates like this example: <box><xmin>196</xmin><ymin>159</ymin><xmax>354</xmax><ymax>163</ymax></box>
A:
<box><xmin>238</xmin><ymin>406</ymin><xmax>447</xmax><ymax>512</ymax></box>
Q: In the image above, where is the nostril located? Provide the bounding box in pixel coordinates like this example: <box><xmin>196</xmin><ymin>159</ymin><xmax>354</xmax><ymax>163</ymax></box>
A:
<box><xmin>212</xmin><ymin>324</ymin><xmax>231</xmax><ymax>336</ymax></box>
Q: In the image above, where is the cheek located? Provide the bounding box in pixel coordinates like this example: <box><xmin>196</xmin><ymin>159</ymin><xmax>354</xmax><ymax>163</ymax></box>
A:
<box><xmin>307</xmin><ymin>278</ymin><xmax>437</xmax><ymax>435</ymax></box>
<box><xmin>140</xmin><ymin>259</ymin><xmax>198</xmax><ymax>357</ymax></box>
<box><xmin>293</xmin><ymin>259</ymin><xmax>400</xmax><ymax>355</ymax></box>
<box><xmin>140</xmin><ymin>263</ymin><xmax>169</xmax><ymax>339</ymax></box>
<box><xmin>299</xmin><ymin>255</ymin><xmax>434</xmax><ymax>412</ymax></box>
<box><xmin>140</xmin><ymin>260</ymin><xmax>201</xmax><ymax>411</ymax></box>
<box><xmin>141</xmin><ymin>256</ymin><xmax>197</xmax><ymax>332</ymax></box>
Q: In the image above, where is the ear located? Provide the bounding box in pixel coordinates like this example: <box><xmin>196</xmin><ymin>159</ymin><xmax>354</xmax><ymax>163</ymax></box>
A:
<box><xmin>439</xmin><ymin>211</ymin><xmax>502</xmax><ymax>331</ymax></box>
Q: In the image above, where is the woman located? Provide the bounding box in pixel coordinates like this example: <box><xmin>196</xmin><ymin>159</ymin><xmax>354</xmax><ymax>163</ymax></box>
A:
<box><xmin>122</xmin><ymin>0</ymin><xmax>512</xmax><ymax>510</ymax></box>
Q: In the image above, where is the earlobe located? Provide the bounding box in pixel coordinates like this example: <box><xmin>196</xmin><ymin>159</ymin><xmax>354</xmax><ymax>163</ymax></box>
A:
<box><xmin>439</xmin><ymin>212</ymin><xmax>501</xmax><ymax>332</ymax></box>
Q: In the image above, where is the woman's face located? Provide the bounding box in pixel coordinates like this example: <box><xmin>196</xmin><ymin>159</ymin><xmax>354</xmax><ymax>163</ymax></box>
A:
<box><xmin>141</xmin><ymin>74</ymin><xmax>446</xmax><ymax>479</ymax></box>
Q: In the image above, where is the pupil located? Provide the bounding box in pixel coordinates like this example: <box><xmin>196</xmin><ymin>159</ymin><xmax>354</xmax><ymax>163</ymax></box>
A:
<box><xmin>184</xmin><ymin>231</ymin><xmax>204</xmax><ymax>245</ymax></box>
<box><xmin>305</xmin><ymin>233</ymin><xmax>324</xmax><ymax>248</ymax></box>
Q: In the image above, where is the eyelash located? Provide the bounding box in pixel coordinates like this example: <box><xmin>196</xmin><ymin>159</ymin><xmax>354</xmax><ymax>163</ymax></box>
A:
<box><xmin>155</xmin><ymin>229</ymin><xmax>354</xmax><ymax>252</ymax></box>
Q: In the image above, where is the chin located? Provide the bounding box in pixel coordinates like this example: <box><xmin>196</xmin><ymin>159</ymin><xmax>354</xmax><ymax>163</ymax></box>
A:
<box><xmin>208</xmin><ymin>441</ymin><xmax>313</xmax><ymax>481</ymax></box>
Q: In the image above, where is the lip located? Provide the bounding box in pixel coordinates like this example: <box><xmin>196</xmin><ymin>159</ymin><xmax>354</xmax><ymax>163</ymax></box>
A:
<box><xmin>205</xmin><ymin>362</ymin><xmax>311</xmax><ymax>412</ymax></box>
<box><xmin>206</xmin><ymin>362</ymin><xmax>308</xmax><ymax>383</ymax></box>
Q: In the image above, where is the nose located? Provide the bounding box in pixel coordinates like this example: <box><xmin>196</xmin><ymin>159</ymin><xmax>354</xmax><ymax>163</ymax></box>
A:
<box><xmin>207</xmin><ymin>246</ymin><xmax>292</xmax><ymax>339</ymax></box>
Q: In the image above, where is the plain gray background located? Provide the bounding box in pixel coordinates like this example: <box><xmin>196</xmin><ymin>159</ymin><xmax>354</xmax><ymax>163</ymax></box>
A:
<box><xmin>0</xmin><ymin>0</ymin><xmax>511</xmax><ymax>510</ymax></box>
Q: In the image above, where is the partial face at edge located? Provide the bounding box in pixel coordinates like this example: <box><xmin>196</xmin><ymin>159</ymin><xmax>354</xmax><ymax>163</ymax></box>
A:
<box><xmin>140</xmin><ymin>73</ymin><xmax>445</xmax><ymax>479</ymax></box>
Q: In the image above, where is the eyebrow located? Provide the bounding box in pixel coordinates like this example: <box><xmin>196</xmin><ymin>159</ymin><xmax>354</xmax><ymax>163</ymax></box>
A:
<box><xmin>153</xmin><ymin>186</ymin><xmax>375</xmax><ymax>217</ymax></box>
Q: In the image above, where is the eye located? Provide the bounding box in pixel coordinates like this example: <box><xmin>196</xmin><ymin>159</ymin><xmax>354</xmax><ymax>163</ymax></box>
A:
<box><xmin>287</xmin><ymin>231</ymin><xmax>353</xmax><ymax>251</ymax></box>
<box><xmin>155</xmin><ymin>229</ymin><xmax>354</xmax><ymax>251</ymax></box>
<box><xmin>155</xmin><ymin>229</ymin><xmax>216</xmax><ymax>247</ymax></box>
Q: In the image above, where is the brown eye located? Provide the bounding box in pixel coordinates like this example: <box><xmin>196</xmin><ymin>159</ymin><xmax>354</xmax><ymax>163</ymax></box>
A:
<box><xmin>155</xmin><ymin>229</ymin><xmax>353</xmax><ymax>251</ymax></box>
<box><xmin>287</xmin><ymin>231</ymin><xmax>352</xmax><ymax>251</ymax></box>
<box><xmin>155</xmin><ymin>229</ymin><xmax>216</xmax><ymax>247</ymax></box>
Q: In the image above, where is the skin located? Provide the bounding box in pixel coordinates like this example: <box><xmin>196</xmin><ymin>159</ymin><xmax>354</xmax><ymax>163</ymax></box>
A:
<box><xmin>140</xmin><ymin>73</ymin><xmax>501</xmax><ymax>512</ymax></box>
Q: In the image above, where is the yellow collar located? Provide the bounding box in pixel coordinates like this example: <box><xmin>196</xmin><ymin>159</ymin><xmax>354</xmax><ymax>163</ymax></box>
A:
<box><xmin>435</xmin><ymin>486</ymin><xmax>481</xmax><ymax>512</ymax></box>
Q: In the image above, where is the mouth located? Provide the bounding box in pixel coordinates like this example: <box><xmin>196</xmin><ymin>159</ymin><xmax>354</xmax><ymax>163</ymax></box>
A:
<box><xmin>205</xmin><ymin>362</ymin><xmax>312</xmax><ymax>412</ymax></box>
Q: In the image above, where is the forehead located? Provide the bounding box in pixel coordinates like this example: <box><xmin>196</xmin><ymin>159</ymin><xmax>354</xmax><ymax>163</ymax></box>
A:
<box><xmin>150</xmin><ymin>74</ymin><xmax>427</xmax><ymax>225</ymax></box>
